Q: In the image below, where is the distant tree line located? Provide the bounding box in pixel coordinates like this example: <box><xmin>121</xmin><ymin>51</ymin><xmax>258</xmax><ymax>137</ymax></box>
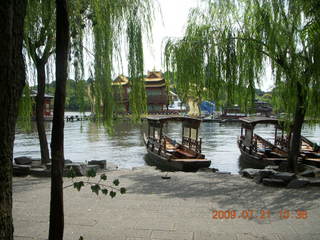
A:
<box><xmin>31</xmin><ymin>79</ymin><xmax>91</xmax><ymax>112</ymax></box>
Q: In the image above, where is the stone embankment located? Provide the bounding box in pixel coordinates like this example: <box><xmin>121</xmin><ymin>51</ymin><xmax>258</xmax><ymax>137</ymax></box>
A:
<box><xmin>13</xmin><ymin>156</ymin><xmax>117</xmax><ymax>177</ymax></box>
<box><xmin>241</xmin><ymin>164</ymin><xmax>320</xmax><ymax>188</ymax></box>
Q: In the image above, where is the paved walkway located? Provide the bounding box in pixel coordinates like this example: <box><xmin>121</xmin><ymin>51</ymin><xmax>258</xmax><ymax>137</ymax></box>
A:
<box><xmin>13</xmin><ymin>167</ymin><xmax>320</xmax><ymax>240</ymax></box>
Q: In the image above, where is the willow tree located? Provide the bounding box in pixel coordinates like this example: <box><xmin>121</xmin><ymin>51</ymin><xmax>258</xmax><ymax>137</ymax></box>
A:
<box><xmin>24</xmin><ymin>0</ymin><xmax>55</xmax><ymax>164</ymax></box>
<box><xmin>165</xmin><ymin>0</ymin><xmax>320</xmax><ymax>171</ymax></box>
<box><xmin>0</xmin><ymin>1</ymin><xmax>27</xmax><ymax>239</ymax></box>
<box><xmin>46</xmin><ymin>0</ymin><xmax>154</xmax><ymax>239</ymax></box>
<box><xmin>87</xmin><ymin>0</ymin><xmax>153</xmax><ymax>124</ymax></box>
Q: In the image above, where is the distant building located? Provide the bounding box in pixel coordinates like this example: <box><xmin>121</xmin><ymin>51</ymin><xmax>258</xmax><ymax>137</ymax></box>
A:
<box><xmin>254</xmin><ymin>99</ymin><xmax>273</xmax><ymax>117</ymax></box>
<box><xmin>112</xmin><ymin>75</ymin><xmax>130</xmax><ymax>112</ymax></box>
<box><xmin>144</xmin><ymin>71</ymin><xmax>168</xmax><ymax>112</ymax></box>
<box><xmin>112</xmin><ymin>71</ymin><xmax>169</xmax><ymax>113</ymax></box>
<box><xmin>30</xmin><ymin>90</ymin><xmax>54</xmax><ymax>120</ymax></box>
<box><xmin>221</xmin><ymin>100</ymin><xmax>273</xmax><ymax>119</ymax></box>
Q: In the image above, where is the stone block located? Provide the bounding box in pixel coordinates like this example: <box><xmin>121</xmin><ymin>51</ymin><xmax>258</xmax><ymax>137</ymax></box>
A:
<box><xmin>88</xmin><ymin>160</ymin><xmax>106</xmax><ymax>169</ymax></box>
<box><xmin>14</xmin><ymin>156</ymin><xmax>32</xmax><ymax>165</ymax></box>
<box><xmin>287</xmin><ymin>178</ymin><xmax>310</xmax><ymax>188</ymax></box>
<box><xmin>240</xmin><ymin>168</ymin><xmax>261</xmax><ymax>178</ymax></box>
<box><xmin>31</xmin><ymin>158</ymin><xmax>42</xmax><ymax>167</ymax></box>
<box><xmin>30</xmin><ymin>168</ymin><xmax>51</xmax><ymax>177</ymax></box>
<box><xmin>273</xmin><ymin>172</ymin><xmax>296</xmax><ymax>182</ymax></box>
<box><xmin>309</xmin><ymin>179</ymin><xmax>320</xmax><ymax>187</ymax></box>
<box><xmin>65</xmin><ymin>163</ymin><xmax>87</xmax><ymax>176</ymax></box>
<box><xmin>13</xmin><ymin>164</ymin><xmax>31</xmax><ymax>176</ymax></box>
<box><xmin>259</xmin><ymin>169</ymin><xmax>277</xmax><ymax>178</ymax></box>
<box><xmin>262</xmin><ymin>178</ymin><xmax>287</xmax><ymax>187</ymax></box>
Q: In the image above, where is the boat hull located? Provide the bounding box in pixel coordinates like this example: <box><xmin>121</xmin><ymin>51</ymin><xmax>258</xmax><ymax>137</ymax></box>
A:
<box><xmin>237</xmin><ymin>140</ymin><xmax>287</xmax><ymax>168</ymax></box>
<box><xmin>144</xmin><ymin>136</ymin><xmax>211</xmax><ymax>172</ymax></box>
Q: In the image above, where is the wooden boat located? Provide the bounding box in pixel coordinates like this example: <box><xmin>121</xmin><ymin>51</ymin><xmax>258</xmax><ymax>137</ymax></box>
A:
<box><xmin>237</xmin><ymin>117</ymin><xmax>289</xmax><ymax>167</ymax></box>
<box><xmin>297</xmin><ymin>136</ymin><xmax>320</xmax><ymax>167</ymax></box>
<box><xmin>143</xmin><ymin>116</ymin><xmax>211</xmax><ymax>171</ymax></box>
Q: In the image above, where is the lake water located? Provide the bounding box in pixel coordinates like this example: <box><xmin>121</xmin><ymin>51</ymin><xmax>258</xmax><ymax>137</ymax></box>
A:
<box><xmin>14</xmin><ymin>117</ymin><xmax>320</xmax><ymax>174</ymax></box>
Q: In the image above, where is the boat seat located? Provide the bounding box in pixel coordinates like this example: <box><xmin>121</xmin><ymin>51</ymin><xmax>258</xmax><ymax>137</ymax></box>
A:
<box><xmin>176</xmin><ymin>149</ymin><xmax>195</xmax><ymax>158</ymax></box>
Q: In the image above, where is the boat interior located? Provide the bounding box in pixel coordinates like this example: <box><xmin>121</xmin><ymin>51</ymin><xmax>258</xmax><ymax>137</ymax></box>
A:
<box><xmin>145</xmin><ymin>116</ymin><xmax>205</xmax><ymax>161</ymax></box>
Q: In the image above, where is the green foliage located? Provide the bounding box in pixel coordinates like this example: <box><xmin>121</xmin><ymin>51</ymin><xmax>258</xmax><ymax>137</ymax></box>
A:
<box><xmin>86</xmin><ymin>168</ymin><xmax>96</xmax><ymax>178</ymax></box>
<box><xmin>66</xmin><ymin>167</ymin><xmax>76</xmax><ymax>179</ymax></box>
<box><xmin>90</xmin><ymin>184</ymin><xmax>100</xmax><ymax>195</ymax></box>
<box><xmin>109</xmin><ymin>191</ymin><xmax>116</xmax><ymax>198</ymax></box>
<box><xmin>84</xmin><ymin>0</ymin><xmax>153</xmax><ymax>124</ymax></box>
<box><xmin>120</xmin><ymin>187</ymin><xmax>126</xmax><ymax>194</ymax></box>
<box><xmin>66</xmin><ymin>168</ymin><xmax>126</xmax><ymax>199</ymax></box>
<box><xmin>73</xmin><ymin>181</ymin><xmax>84</xmax><ymax>191</ymax></box>
<box><xmin>24</xmin><ymin>0</ymin><xmax>55</xmax><ymax>64</ymax></box>
<box><xmin>164</xmin><ymin>0</ymin><xmax>320</xmax><ymax>121</ymax></box>
<box><xmin>100</xmin><ymin>173</ymin><xmax>107</xmax><ymax>181</ymax></box>
<box><xmin>113</xmin><ymin>179</ymin><xmax>119</xmax><ymax>186</ymax></box>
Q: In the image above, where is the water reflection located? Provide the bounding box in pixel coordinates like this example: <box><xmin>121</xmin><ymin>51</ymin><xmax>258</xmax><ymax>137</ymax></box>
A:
<box><xmin>14</xmin><ymin>119</ymin><xmax>320</xmax><ymax>174</ymax></box>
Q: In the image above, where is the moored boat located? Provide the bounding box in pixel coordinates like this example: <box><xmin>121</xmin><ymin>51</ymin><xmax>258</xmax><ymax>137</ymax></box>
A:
<box><xmin>237</xmin><ymin>117</ymin><xmax>289</xmax><ymax>167</ymax></box>
<box><xmin>143</xmin><ymin>116</ymin><xmax>211</xmax><ymax>171</ymax></box>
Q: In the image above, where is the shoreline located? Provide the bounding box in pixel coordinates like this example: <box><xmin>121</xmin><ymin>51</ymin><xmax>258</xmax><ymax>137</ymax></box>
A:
<box><xmin>13</xmin><ymin>166</ymin><xmax>320</xmax><ymax>240</ymax></box>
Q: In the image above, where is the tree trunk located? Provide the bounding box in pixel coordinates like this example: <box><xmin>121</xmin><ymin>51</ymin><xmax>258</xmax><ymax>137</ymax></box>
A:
<box><xmin>287</xmin><ymin>81</ymin><xmax>306</xmax><ymax>172</ymax></box>
<box><xmin>48</xmin><ymin>0</ymin><xmax>69</xmax><ymax>239</ymax></box>
<box><xmin>35</xmin><ymin>60</ymin><xmax>50</xmax><ymax>164</ymax></box>
<box><xmin>0</xmin><ymin>0</ymin><xmax>26</xmax><ymax>239</ymax></box>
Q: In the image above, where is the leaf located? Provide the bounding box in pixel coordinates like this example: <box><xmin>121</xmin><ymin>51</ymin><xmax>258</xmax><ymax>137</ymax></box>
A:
<box><xmin>66</xmin><ymin>167</ymin><xmax>76</xmax><ymax>179</ymax></box>
<box><xmin>100</xmin><ymin>173</ymin><xmax>107</xmax><ymax>181</ymax></box>
<box><xmin>113</xmin><ymin>179</ymin><xmax>120</xmax><ymax>186</ymax></box>
<box><xmin>101</xmin><ymin>189</ymin><xmax>108</xmax><ymax>195</ymax></box>
<box><xmin>109</xmin><ymin>191</ymin><xmax>116</xmax><ymax>198</ymax></box>
<box><xmin>120</xmin><ymin>187</ymin><xmax>126</xmax><ymax>194</ymax></box>
<box><xmin>86</xmin><ymin>168</ymin><xmax>96</xmax><ymax>178</ymax></box>
<box><xmin>73</xmin><ymin>181</ymin><xmax>84</xmax><ymax>191</ymax></box>
<box><xmin>91</xmin><ymin>184</ymin><xmax>100</xmax><ymax>195</ymax></box>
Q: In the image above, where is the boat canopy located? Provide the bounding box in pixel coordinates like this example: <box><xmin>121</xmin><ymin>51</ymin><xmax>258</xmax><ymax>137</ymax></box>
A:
<box><xmin>145</xmin><ymin>116</ymin><xmax>201</xmax><ymax>128</ymax></box>
<box><xmin>145</xmin><ymin>116</ymin><xmax>202</xmax><ymax>148</ymax></box>
<box><xmin>239</xmin><ymin>117</ymin><xmax>279</xmax><ymax>129</ymax></box>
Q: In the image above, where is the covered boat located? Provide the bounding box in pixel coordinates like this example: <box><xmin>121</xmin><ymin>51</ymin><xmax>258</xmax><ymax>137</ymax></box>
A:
<box><xmin>237</xmin><ymin>117</ymin><xmax>289</xmax><ymax>167</ymax></box>
<box><xmin>143</xmin><ymin>116</ymin><xmax>211</xmax><ymax>171</ymax></box>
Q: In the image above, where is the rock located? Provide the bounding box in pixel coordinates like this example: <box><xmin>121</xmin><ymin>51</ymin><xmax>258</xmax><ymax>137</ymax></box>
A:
<box><xmin>309</xmin><ymin>179</ymin><xmax>320</xmax><ymax>187</ymax></box>
<box><xmin>259</xmin><ymin>169</ymin><xmax>277</xmax><ymax>178</ymax></box>
<box><xmin>240</xmin><ymin>168</ymin><xmax>261</xmax><ymax>178</ymax></box>
<box><xmin>30</xmin><ymin>168</ymin><xmax>51</xmax><ymax>177</ymax></box>
<box><xmin>13</xmin><ymin>164</ymin><xmax>31</xmax><ymax>176</ymax></box>
<box><xmin>65</xmin><ymin>163</ymin><xmax>88</xmax><ymax>176</ymax></box>
<box><xmin>86</xmin><ymin>164</ymin><xmax>100</xmax><ymax>173</ymax></box>
<box><xmin>299</xmin><ymin>169</ymin><xmax>315</xmax><ymax>177</ymax></box>
<box><xmin>14</xmin><ymin>156</ymin><xmax>32</xmax><ymax>165</ymax></box>
<box><xmin>287</xmin><ymin>178</ymin><xmax>310</xmax><ymax>188</ymax></box>
<box><xmin>262</xmin><ymin>178</ymin><xmax>287</xmax><ymax>187</ymax></box>
<box><xmin>88</xmin><ymin>160</ymin><xmax>106</xmax><ymax>169</ymax></box>
<box><xmin>215</xmin><ymin>171</ymin><xmax>231</xmax><ymax>175</ymax></box>
<box><xmin>273</xmin><ymin>172</ymin><xmax>296</xmax><ymax>182</ymax></box>
<box><xmin>265</xmin><ymin>165</ymin><xmax>279</xmax><ymax>171</ymax></box>
<box><xmin>31</xmin><ymin>158</ymin><xmax>42</xmax><ymax>167</ymax></box>
<box><xmin>254</xmin><ymin>175</ymin><xmax>263</xmax><ymax>184</ymax></box>
<box><xmin>198</xmin><ymin>168</ymin><xmax>218</xmax><ymax>173</ymax></box>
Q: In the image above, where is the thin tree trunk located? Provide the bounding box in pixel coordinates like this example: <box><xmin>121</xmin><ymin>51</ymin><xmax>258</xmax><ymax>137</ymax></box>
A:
<box><xmin>287</xmin><ymin>81</ymin><xmax>306</xmax><ymax>172</ymax></box>
<box><xmin>0</xmin><ymin>0</ymin><xmax>26</xmax><ymax>239</ymax></box>
<box><xmin>48</xmin><ymin>0</ymin><xmax>69</xmax><ymax>239</ymax></box>
<box><xmin>36</xmin><ymin>60</ymin><xmax>50</xmax><ymax>164</ymax></box>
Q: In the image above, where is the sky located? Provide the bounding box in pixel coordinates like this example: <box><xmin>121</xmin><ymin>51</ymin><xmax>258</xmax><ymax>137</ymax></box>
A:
<box><xmin>143</xmin><ymin>0</ymin><xmax>202</xmax><ymax>71</ymax></box>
